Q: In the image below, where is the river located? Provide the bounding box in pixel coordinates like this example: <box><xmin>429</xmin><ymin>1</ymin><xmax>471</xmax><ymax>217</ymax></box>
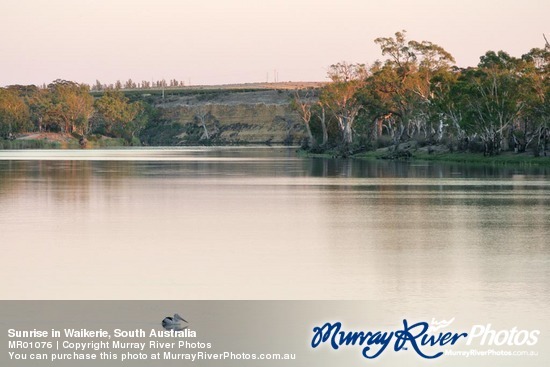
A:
<box><xmin>0</xmin><ymin>148</ymin><xmax>549</xmax><ymax>322</ymax></box>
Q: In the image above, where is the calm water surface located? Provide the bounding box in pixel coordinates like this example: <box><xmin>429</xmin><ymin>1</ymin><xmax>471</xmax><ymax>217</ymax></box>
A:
<box><xmin>1</xmin><ymin>147</ymin><xmax>549</xmax><ymax>321</ymax></box>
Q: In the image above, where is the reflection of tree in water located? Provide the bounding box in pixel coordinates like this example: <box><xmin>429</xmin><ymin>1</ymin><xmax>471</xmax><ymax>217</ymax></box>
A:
<box><xmin>306</xmin><ymin>158</ymin><xmax>550</xmax><ymax>179</ymax></box>
<box><xmin>1</xmin><ymin>155</ymin><xmax>549</xmax><ymax>206</ymax></box>
<box><xmin>0</xmin><ymin>160</ymin><xmax>140</xmax><ymax>205</ymax></box>
<box><xmin>0</xmin><ymin>161</ymin><xmax>27</xmax><ymax>195</ymax></box>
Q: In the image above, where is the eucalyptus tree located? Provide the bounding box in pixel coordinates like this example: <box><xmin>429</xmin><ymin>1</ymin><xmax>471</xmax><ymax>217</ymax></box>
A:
<box><xmin>23</xmin><ymin>86</ymin><xmax>52</xmax><ymax>132</ymax></box>
<box><xmin>0</xmin><ymin>87</ymin><xmax>31</xmax><ymax>138</ymax></box>
<box><xmin>292</xmin><ymin>89</ymin><xmax>317</xmax><ymax>146</ymax></box>
<box><xmin>46</xmin><ymin>80</ymin><xmax>94</xmax><ymax>135</ymax></box>
<box><xmin>315</xmin><ymin>100</ymin><xmax>329</xmax><ymax>146</ymax></box>
<box><xmin>371</xmin><ymin>30</ymin><xmax>455</xmax><ymax>145</ymax></box>
<box><xmin>428</xmin><ymin>67</ymin><xmax>468</xmax><ymax>147</ymax></box>
<box><xmin>194</xmin><ymin>105</ymin><xmax>211</xmax><ymax>140</ymax></box>
<box><xmin>320</xmin><ymin>62</ymin><xmax>367</xmax><ymax>145</ymax></box>
<box><xmin>457</xmin><ymin>51</ymin><xmax>526</xmax><ymax>155</ymax></box>
<box><xmin>94</xmin><ymin>90</ymin><xmax>145</xmax><ymax>141</ymax></box>
<box><xmin>516</xmin><ymin>47</ymin><xmax>550</xmax><ymax>154</ymax></box>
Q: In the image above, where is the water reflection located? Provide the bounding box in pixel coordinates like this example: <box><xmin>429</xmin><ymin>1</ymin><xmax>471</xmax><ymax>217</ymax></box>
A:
<box><xmin>0</xmin><ymin>148</ymin><xmax>548</xmax><ymax>314</ymax></box>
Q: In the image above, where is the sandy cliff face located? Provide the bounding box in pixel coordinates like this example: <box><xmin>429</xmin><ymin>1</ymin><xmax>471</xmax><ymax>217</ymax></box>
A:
<box><xmin>155</xmin><ymin>90</ymin><xmax>306</xmax><ymax>144</ymax></box>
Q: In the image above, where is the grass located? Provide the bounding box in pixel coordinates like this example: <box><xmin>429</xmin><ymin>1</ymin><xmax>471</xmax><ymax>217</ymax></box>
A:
<box><xmin>301</xmin><ymin>147</ymin><xmax>550</xmax><ymax>167</ymax></box>
<box><xmin>0</xmin><ymin>139</ymin><xmax>64</xmax><ymax>149</ymax></box>
<box><xmin>0</xmin><ymin>137</ymin><xmax>131</xmax><ymax>150</ymax></box>
<box><xmin>411</xmin><ymin>151</ymin><xmax>550</xmax><ymax>166</ymax></box>
<box><xmin>84</xmin><ymin>136</ymin><xmax>131</xmax><ymax>148</ymax></box>
<box><xmin>295</xmin><ymin>149</ymin><xmax>334</xmax><ymax>158</ymax></box>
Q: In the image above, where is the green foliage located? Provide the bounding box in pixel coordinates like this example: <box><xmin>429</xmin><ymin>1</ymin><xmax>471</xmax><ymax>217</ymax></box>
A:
<box><xmin>312</xmin><ymin>30</ymin><xmax>549</xmax><ymax>157</ymax></box>
<box><xmin>0</xmin><ymin>87</ymin><xmax>32</xmax><ymax>138</ymax></box>
<box><xmin>93</xmin><ymin>90</ymin><xmax>145</xmax><ymax>142</ymax></box>
<box><xmin>0</xmin><ymin>80</ymin><xmax>151</xmax><ymax>146</ymax></box>
<box><xmin>140</xmin><ymin>122</ymin><xmax>186</xmax><ymax>146</ymax></box>
<box><xmin>320</xmin><ymin>62</ymin><xmax>367</xmax><ymax>145</ymax></box>
<box><xmin>45</xmin><ymin>80</ymin><xmax>94</xmax><ymax>135</ymax></box>
<box><xmin>0</xmin><ymin>139</ymin><xmax>61</xmax><ymax>149</ymax></box>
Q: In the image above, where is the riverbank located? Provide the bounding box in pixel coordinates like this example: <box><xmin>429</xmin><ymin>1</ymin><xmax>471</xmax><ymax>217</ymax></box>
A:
<box><xmin>0</xmin><ymin>133</ymin><xmax>128</xmax><ymax>149</ymax></box>
<box><xmin>3</xmin><ymin>133</ymin><xmax>550</xmax><ymax>167</ymax></box>
<box><xmin>299</xmin><ymin>146</ymin><xmax>550</xmax><ymax>166</ymax></box>
<box><xmin>353</xmin><ymin>151</ymin><xmax>550</xmax><ymax>166</ymax></box>
<box><xmin>405</xmin><ymin>151</ymin><xmax>550</xmax><ymax>166</ymax></box>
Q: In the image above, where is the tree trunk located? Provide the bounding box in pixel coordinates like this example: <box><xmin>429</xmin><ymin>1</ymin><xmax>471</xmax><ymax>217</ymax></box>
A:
<box><xmin>305</xmin><ymin>123</ymin><xmax>315</xmax><ymax>146</ymax></box>
<box><xmin>200</xmin><ymin>119</ymin><xmax>209</xmax><ymax>140</ymax></box>
<box><xmin>319</xmin><ymin>107</ymin><xmax>328</xmax><ymax>145</ymax></box>
<box><xmin>197</xmin><ymin>112</ymin><xmax>209</xmax><ymax>140</ymax></box>
<box><xmin>343</xmin><ymin>118</ymin><xmax>353</xmax><ymax>144</ymax></box>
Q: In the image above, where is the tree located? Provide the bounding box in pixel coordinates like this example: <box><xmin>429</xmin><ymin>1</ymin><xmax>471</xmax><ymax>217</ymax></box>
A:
<box><xmin>93</xmin><ymin>80</ymin><xmax>103</xmax><ymax>91</ymax></box>
<box><xmin>94</xmin><ymin>90</ymin><xmax>144</xmax><ymax>141</ymax></box>
<box><xmin>46</xmin><ymin>80</ymin><xmax>94</xmax><ymax>135</ymax></box>
<box><xmin>315</xmin><ymin>101</ymin><xmax>328</xmax><ymax>146</ymax></box>
<box><xmin>24</xmin><ymin>86</ymin><xmax>52</xmax><ymax>132</ymax></box>
<box><xmin>194</xmin><ymin>105</ymin><xmax>211</xmax><ymax>140</ymax></box>
<box><xmin>371</xmin><ymin>30</ymin><xmax>455</xmax><ymax>145</ymax></box>
<box><xmin>292</xmin><ymin>89</ymin><xmax>316</xmax><ymax>146</ymax></box>
<box><xmin>321</xmin><ymin>62</ymin><xmax>367</xmax><ymax>145</ymax></box>
<box><xmin>459</xmin><ymin>52</ymin><xmax>525</xmax><ymax>155</ymax></box>
<box><xmin>516</xmin><ymin>47</ymin><xmax>550</xmax><ymax>154</ymax></box>
<box><xmin>0</xmin><ymin>87</ymin><xmax>31</xmax><ymax>138</ymax></box>
<box><xmin>124</xmin><ymin>79</ymin><xmax>136</xmax><ymax>89</ymax></box>
<box><xmin>429</xmin><ymin>67</ymin><xmax>466</xmax><ymax>147</ymax></box>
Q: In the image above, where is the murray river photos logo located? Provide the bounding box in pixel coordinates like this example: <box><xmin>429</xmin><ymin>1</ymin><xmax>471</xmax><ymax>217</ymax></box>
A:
<box><xmin>310</xmin><ymin>318</ymin><xmax>540</xmax><ymax>359</ymax></box>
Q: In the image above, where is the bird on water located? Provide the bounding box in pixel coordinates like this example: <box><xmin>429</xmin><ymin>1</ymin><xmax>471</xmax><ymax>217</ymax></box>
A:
<box><xmin>162</xmin><ymin>313</ymin><xmax>188</xmax><ymax>329</ymax></box>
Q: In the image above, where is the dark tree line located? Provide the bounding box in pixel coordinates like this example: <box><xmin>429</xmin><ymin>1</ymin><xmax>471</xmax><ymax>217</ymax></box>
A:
<box><xmin>295</xmin><ymin>31</ymin><xmax>550</xmax><ymax>156</ymax></box>
<box><xmin>92</xmin><ymin>78</ymin><xmax>187</xmax><ymax>91</ymax></box>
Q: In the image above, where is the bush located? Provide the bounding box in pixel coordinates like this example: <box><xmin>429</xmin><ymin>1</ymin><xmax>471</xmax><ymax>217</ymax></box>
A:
<box><xmin>0</xmin><ymin>139</ymin><xmax>60</xmax><ymax>149</ymax></box>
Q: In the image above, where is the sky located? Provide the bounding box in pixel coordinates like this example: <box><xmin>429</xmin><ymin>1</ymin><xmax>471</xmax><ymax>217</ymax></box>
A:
<box><xmin>0</xmin><ymin>0</ymin><xmax>548</xmax><ymax>86</ymax></box>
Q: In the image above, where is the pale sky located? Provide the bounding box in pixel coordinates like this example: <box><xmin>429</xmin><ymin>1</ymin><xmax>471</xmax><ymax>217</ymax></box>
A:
<box><xmin>1</xmin><ymin>0</ymin><xmax>548</xmax><ymax>86</ymax></box>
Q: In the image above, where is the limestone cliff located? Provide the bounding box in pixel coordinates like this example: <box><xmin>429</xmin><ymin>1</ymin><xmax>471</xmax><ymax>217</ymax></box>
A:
<box><xmin>152</xmin><ymin>90</ymin><xmax>306</xmax><ymax>145</ymax></box>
